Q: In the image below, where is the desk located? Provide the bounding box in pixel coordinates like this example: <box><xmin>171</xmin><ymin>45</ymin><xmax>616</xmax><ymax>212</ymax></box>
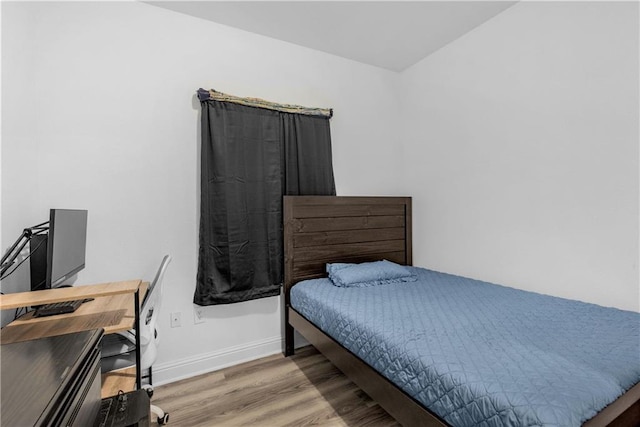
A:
<box><xmin>0</xmin><ymin>280</ymin><xmax>147</xmax><ymax>397</ymax></box>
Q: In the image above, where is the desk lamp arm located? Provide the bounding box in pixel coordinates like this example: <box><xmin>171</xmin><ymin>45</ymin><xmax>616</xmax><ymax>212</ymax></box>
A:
<box><xmin>1</xmin><ymin>222</ymin><xmax>49</xmax><ymax>277</ymax></box>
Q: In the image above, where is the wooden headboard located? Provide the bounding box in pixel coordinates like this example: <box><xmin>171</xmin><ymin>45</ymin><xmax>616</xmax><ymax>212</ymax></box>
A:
<box><xmin>283</xmin><ymin>196</ymin><xmax>412</xmax><ymax>296</ymax></box>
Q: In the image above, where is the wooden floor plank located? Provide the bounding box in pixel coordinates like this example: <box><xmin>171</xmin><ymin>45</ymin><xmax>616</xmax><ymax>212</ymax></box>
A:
<box><xmin>150</xmin><ymin>346</ymin><xmax>399</xmax><ymax>426</ymax></box>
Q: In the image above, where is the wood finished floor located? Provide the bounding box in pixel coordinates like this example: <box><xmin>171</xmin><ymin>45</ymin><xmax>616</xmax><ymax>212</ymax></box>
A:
<box><xmin>151</xmin><ymin>346</ymin><xmax>400</xmax><ymax>426</ymax></box>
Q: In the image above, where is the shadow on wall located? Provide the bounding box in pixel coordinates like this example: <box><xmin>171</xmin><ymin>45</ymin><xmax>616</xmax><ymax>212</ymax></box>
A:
<box><xmin>193</xmin><ymin>293</ymin><xmax>280</xmax><ymax>321</ymax></box>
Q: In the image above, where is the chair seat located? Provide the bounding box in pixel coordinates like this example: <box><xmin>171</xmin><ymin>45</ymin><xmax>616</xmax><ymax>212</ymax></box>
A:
<box><xmin>102</xmin><ymin>333</ymin><xmax>136</xmax><ymax>358</ymax></box>
<box><xmin>101</xmin><ymin>351</ymin><xmax>137</xmax><ymax>373</ymax></box>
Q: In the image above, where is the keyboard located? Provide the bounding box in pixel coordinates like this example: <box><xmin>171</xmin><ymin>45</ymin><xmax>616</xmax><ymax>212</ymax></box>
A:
<box><xmin>34</xmin><ymin>299</ymin><xmax>84</xmax><ymax>317</ymax></box>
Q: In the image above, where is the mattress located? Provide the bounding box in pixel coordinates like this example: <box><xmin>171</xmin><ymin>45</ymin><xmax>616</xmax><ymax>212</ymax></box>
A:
<box><xmin>290</xmin><ymin>267</ymin><xmax>640</xmax><ymax>427</ymax></box>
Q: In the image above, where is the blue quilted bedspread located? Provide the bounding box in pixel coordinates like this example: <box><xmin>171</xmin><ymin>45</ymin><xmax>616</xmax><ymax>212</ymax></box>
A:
<box><xmin>290</xmin><ymin>267</ymin><xmax>640</xmax><ymax>427</ymax></box>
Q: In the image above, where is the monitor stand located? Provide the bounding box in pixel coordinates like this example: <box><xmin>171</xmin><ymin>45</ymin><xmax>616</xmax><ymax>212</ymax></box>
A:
<box><xmin>29</xmin><ymin>234</ymin><xmax>48</xmax><ymax>291</ymax></box>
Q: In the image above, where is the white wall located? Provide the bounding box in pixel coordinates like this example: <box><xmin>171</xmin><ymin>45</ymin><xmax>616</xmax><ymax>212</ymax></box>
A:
<box><xmin>400</xmin><ymin>1</ymin><xmax>639</xmax><ymax>312</ymax></box>
<box><xmin>1</xmin><ymin>4</ymin><xmax>42</xmax><ymax>326</ymax></box>
<box><xmin>1</xmin><ymin>1</ymin><xmax>402</xmax><ymax>383</ymax></box>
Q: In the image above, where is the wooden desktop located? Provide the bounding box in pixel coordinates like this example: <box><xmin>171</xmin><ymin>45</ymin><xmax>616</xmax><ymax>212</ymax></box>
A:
<box><xmin>0</xmin><ymin>280</ymin><xmax>148</xmax><ymax>397</ymax></box>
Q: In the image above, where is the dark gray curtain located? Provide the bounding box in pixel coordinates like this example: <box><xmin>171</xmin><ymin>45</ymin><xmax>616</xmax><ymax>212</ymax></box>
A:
<box><xmin>194</xmin><ymin>97</ymin><xmax>335</xmax><ymax>305</ymax></box>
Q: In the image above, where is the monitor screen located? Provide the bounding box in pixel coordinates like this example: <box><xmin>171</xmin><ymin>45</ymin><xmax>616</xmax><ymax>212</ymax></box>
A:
<box><xmin>46</xmin><ymin>209</ymin><xmax>88</xmax><ymax>288</ymax></box>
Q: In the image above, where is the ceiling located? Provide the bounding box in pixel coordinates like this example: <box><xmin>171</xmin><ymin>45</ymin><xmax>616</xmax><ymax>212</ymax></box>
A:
<box><xmin>146</xmin><ymin>1</ymin><xmax>517</xmax><ymax>72</ymax></box>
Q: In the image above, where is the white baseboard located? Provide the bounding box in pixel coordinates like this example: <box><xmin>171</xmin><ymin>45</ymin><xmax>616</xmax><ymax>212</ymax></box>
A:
<box><xmin>152</xmin><ymin>336</ymin><xmax>283</xmax><ymax>386</ymax></box>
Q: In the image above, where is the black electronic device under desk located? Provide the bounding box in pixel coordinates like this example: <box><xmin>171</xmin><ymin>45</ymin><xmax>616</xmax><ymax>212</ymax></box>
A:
<box><xmin>94</xmin><ymin>389</ymin><xmax>150</xmax><ymax>427</ymax></box>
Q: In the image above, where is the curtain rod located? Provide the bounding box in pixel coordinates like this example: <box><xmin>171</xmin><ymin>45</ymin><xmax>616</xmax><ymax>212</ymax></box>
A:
<box><xmin>197</xmin><ymin>88</ymin><xmax>333</xmax><ymax>118</ymax></box>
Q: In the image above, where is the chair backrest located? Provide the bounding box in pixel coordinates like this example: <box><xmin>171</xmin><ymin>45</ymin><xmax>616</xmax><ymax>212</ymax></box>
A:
<box><xmin>139</xmin><ymin>255</ymin><xmax>171</xmax><ymax>347</ymax></box>
<box><xmin>101</xmin><ymin>255</ymin><xmax>172</xmax><ymax>373</ymax></box>
<box><xmin>142</xmin><ymin>254</ymin><xmax>171</xmax><ymax>320</ymax></box>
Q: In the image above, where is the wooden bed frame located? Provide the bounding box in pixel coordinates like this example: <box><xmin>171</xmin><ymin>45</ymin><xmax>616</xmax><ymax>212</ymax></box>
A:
<box><xmin>282</xmin><ymin>195</ymin><xmax>640</xmax><ymax>427</ymax></box>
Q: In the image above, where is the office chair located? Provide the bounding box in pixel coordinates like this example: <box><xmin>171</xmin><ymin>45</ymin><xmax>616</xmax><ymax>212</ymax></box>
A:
<box><xmin>101</xmin><ymin>255</ymin><xmax>172</xmax><ymax>425</ymax></box>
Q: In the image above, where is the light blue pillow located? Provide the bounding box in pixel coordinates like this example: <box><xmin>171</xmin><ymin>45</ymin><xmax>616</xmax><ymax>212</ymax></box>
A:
<box><xmin>327</xmin><ymin>260</ymin><xmax>416</xmax><ymax>287</ymax></box>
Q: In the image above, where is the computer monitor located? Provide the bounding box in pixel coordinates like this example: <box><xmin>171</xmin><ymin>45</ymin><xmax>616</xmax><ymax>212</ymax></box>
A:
<box><xmin>30</xmin><ymin>209</ymin><xmax>88</xmax><ymax>291</ymax></box>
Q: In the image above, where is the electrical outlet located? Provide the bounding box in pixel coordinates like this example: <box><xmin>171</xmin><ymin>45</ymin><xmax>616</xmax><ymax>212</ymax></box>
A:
<box><xmin>170</xmin><ymin>312</ymin><xmax>182</xmax><ymax>328</ymax></box>
<box><xmin>194</xmin><ymin>307</ymin><xmax>205</xmax><ymax>324</ymax></box>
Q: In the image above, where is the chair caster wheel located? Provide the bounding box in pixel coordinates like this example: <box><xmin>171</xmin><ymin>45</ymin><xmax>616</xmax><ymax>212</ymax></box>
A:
<box><xmin>158</xmin><ymin>413</ymin><xmax>169</xmax><ymax>425</ymax></box>
<box><xmin>145</xmin><ymin>388</ymin><xmax>154</xmax><ymax>398</ymax></box>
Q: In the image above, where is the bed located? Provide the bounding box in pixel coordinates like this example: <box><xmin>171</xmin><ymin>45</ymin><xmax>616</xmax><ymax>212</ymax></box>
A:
<box><xmin>283</xmin><ymin>195</ymin><xmax>640</xmax><ymax>427</ymax></box>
